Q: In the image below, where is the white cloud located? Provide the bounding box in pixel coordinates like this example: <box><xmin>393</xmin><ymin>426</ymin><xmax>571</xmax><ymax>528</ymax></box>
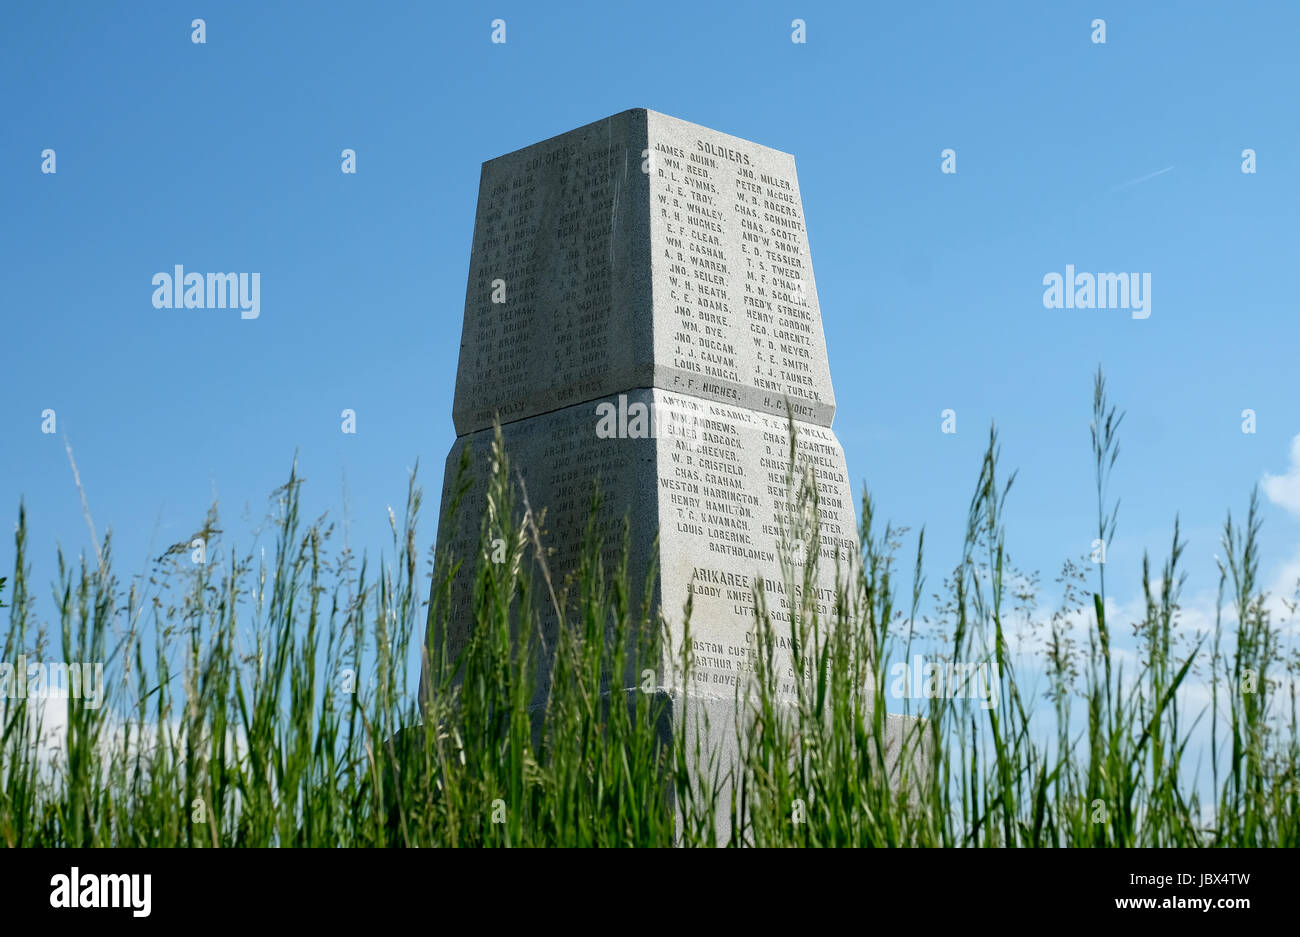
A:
<box><xmin>1268</xmin><ymin>546</ymin><xmax>1300</xmax><ymax>638</ymax></box>
<box><xmin>1263</xmin><ymin>434</ymin><xmax>1300</xmax><ymax>518</ymax></box>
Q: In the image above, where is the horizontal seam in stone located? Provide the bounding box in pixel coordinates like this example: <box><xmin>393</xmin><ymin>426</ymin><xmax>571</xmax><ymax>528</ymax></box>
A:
<box><xmin>454</xmin><ymin>386</ymin><xmax>834</xmax><ymax>439</ymax></box>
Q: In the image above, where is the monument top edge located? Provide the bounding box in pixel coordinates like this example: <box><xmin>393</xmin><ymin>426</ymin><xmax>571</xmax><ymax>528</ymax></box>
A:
<box><xmin>479</xmin><ymin>108</ymin><xmax>797</xmax><ymax>167</ymax></box>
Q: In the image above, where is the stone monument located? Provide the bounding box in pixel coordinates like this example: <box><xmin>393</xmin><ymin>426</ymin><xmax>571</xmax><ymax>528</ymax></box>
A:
<box><xmin>425</xmin><ymin>111</ymin><xmax>900</xmax><ymax>827</ymax></box>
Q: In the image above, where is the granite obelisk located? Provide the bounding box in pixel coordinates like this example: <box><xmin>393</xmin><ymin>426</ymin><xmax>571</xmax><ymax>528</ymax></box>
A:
<box><xmin>425</xmin><ymin>109</ymin><xmax>864</xmax><ymax>709</ymax></box>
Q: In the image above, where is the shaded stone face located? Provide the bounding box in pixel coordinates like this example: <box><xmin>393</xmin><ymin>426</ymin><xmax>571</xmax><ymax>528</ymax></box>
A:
<box><xmin>452</xmin><ymin>110</ymin><xmax>653</xmax><ymax>436</ymax></box>
<box><xmin>430</xmin><ymin>109</ymin><xmax>857</xmax><ymax>706</ymax></box>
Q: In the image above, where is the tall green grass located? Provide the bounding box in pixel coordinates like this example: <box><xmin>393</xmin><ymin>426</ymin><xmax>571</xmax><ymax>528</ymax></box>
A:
<box><xmin>1</xmin><ymin>371</ymin><xmax>1296</xmax><ymax>846</ymax></box>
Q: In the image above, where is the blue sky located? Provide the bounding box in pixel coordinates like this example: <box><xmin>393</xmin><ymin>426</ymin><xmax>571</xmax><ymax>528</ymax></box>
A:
<box><xmin>3</xmin><ymin>2</ymin><xmax>1298</xmax><ymax>736</ymax></box>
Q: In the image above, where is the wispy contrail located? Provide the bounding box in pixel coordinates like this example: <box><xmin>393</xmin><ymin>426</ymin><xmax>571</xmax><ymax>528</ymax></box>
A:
<box><xmin>1109</xmin><ymin>165</ymin><xmax>1175</xmax><ymax>194</ymax></box>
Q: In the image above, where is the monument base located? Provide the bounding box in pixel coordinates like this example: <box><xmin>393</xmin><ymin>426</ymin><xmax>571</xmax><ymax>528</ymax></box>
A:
<box><xmin>391</xmin><ymin>690</ymin><xmax>924</xmax><ymax>845</ymax></box>
<box><xmin>534</xmin><ymin>688</ymin><xmax>924</xmax><ymax>846</ymax></box>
